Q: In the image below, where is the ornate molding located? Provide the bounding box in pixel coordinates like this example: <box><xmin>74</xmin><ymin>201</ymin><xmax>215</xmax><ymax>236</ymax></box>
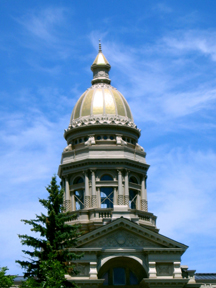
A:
<box><xmin>82</xmin><ymin>230</ymin><xmax>160</xmax><ymax>248</ymax></box>
<box><xmin>66</xmin><ymin>115</ymin><xmax>139</xmax><ymax>131</ymax></box>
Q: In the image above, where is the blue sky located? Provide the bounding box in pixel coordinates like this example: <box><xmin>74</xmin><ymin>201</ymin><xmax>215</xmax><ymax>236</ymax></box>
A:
<box><xmin>1</xmin><ymin>0</ymin><xmax>216</xmax><ymax>275</ymax></box>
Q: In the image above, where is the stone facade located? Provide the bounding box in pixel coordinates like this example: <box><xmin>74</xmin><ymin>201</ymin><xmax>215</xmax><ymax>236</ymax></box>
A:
<box><xmin>14</xmin><ymin>45</ymin><xmax>216</xmax><ymax>287</ymax></box>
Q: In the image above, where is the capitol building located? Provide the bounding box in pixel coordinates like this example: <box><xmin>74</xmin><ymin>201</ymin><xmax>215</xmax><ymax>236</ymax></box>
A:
<box><xmin>14</xmin><ymin>44</ymin><xmax>216</xmax><ymax>288</ymax></box>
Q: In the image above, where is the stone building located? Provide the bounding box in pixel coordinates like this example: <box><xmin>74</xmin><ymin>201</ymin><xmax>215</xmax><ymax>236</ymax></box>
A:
<box><xmin>56</xmin><ymin>44</ymin><xmax>216</xmax><ymax>288</ymax></box>
<box><xmin>13</xmin><ymin>44</ymin><xmax>216</xmax><ymax>287</ymax></box>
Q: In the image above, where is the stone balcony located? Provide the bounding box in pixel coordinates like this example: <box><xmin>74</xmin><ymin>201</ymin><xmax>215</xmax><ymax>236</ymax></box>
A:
<box><xmin>66</xmin><ymin>207</ymin><xmax>158</xmax><ymax>233</ymax></box>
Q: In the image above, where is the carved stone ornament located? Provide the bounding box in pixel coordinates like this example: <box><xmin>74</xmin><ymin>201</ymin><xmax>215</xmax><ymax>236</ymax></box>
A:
<box><xmin>82</xmin><ymin>230</ymin><xmax>162</xmax><ymax>248</ymax></box>
<box><xmin>66</xmin><ymin>116</ymin><xmax>139</xmax><ymax>131</ymax></box>
<box><xmin>116</xmin><ymin>136</ymin><xmax>127</xmax><ymax>146</ymax></box>
<box><xmin>84</xmin><ymin>136</ymin><xmax>96</xmax><ymax>146</ymax></box>
<box><xmin>63</xmin><ymin>144</ymin><xmax>73</xmax><ymax>152</ymax></box>
<box><xmin>73</xmin><ymin>263</ymin><xmax>90</xmax><ymax>276</ymax></box>
<box><xmin>156</xmin><ymin>263</ymin><xmax>174</xmax><ymax>276</ymax></box>
<box><xmin>136</xmin><ymin>143</ymin><xmax>144</xmax><ymax>152</ymax></box>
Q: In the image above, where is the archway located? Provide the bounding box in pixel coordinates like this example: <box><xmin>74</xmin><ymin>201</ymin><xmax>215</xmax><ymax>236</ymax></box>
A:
<box><xmin>98</xmin><ymin>257</ymin><xmax>147</xmax><ymax>286</ymax></box>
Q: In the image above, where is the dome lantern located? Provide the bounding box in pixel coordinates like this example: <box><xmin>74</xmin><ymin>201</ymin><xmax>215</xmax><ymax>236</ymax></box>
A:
<box><xmin>91</xmin><ymin>41</ymin><xmax>111</xmax><ymax>85</ymax></box>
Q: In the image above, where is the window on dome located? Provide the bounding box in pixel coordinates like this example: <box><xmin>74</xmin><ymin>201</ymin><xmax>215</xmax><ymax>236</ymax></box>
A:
<box><xmin>129</xmin><ymin>176</ymin><xmax>138</xmax><ymax>184</ymax></box>
<box><xmin>129</xmin><ymin>190</ymin><xmax>137</xmax><ymax>209</ymax></box>
<box><xmin>75</xmin><ymin>190</ymin><xmax>84</xmax><ymax>210</ymax></box>
<box><xmin>101</xmin><ymin>174</ymin><xmax>113</xmax><ymax>181</ymax></box>
<box><xmin>100</xmin><ymin>187</ymin><xmax>113</xmax><ymax>208</ymax></box>
<box><xmin>73</xmin><ymin>177</ymin><xmax>84</xmax><ymax>184</ymax></box>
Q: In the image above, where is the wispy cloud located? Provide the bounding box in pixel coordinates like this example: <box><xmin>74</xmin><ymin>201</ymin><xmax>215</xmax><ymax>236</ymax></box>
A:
<box><xmin>148</xmin><ymin>147</ymin><xmax>216</xmax><ymax>238</ymax></box>
<box><xmin>163</xmin><ymin>30</ymin><xmax>216</xmax><ymax>61</ymax></box>
<box><xmin>17</xmin><ymin>7</ymin><xmax>66</xmax><ymax>44</ymax></box>
<box><xmin>147</xmin><ymin>146</ymin><xmax>216</xmax><ymax>272</ymax></box>
<box><xmin>14</xmin><ymin>6</ymin><xmax>77</xmax><ymax>66</ymax></box>
<box><xmin>89</xmin><ymin>31</ymin><xmax>216</xmax><ymax>129</ymax></box>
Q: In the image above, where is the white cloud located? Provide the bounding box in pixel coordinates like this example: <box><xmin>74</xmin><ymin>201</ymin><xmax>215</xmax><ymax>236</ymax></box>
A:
<box><xmin>18</xmin><ymin>7</ymin><xmax>66</xmax><ymax>43</ymax></box>
<box><xmin>0</xmin><ymin>201</ymin><xmax>46</xmax><ymax>275</ymax></box>
<box><xmin>147</xmin><ymin>147</ymin><xmax>216</xmax><ymax>241</ymax></box>
<box><xmin>146</xmin><ymin>146</ymin><xmax>216</xmax><ymax>272</ymax></box>
<box><xmin>88</xmin><ymin>33</ymin><xmax>216</xmax><ymax>128</ymax></box>
<box><xmin>163</xmin><ymin>30</ymin><xmax>216</xmax><ymax>61</ymax></box>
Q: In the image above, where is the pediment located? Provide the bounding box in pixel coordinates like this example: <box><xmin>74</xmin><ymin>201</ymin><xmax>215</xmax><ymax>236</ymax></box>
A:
<box><xmin>80</xmin><ymin>228</ymin><xmax>164</xmax><ymax>248</ymax></box>
<box><xmin>77</xmin><ymin>218</ymin><xmax>188</xmax><ymax>251</ymax></box>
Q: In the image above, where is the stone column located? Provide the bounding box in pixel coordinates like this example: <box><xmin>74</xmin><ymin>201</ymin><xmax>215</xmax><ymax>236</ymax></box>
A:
<box><xmin>91</xmin><ymin>170</ymin><xmax>97</xmax><ymax>207</ymax></box>
<box><xmin>89</xmin><ymin>262</ymin><xmax>98</xmax><ymax>279</ymax></box>
<box><xmin>65</xmin><ymin>176</ymin><xmax>71</xmax><ymax>212</ymax></box>
<box><xmin>71</xmin><ymin>191</ymin><xmax>75</xmax><ymax>211</ymax></box>
<box><xmin>141</xmin><ymin>175</ymin><xmax>148</xmax><ymax>211</ymax></box>
<box><xmin>97</xmin><ymin>187</ymin><xmax>101</xmax><ymax>207</ymax></box>
<box><xmin>173</xmin><ymin>262</ymin><xmax>182</xmax><ymax>278</ymax></box>
<box><xmin>84</xmin><ymin>171</ymin><xmax>90</xmax><ymax>208</ymax></box>
<box><xmin>149</xmin><ymin>262</ymin><xmax>157</xmax><ymax>278</ymax></box>
<box><xmin>118</xmin><ymin>170</ymin><xmax>124</xmax><ymax>205</ymax></box>
<box><xmin>124</xmin><ymin>170</ymin><xmax>129</xmax><ymax>206</ymax></box>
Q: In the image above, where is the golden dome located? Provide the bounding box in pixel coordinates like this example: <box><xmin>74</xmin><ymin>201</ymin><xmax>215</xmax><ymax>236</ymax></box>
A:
<box><xmin>71</xmin><ymin>83</ymin><xmax>133</xmax><ymax>122</ymax></box>
<box><xmin>69</xmin><ymin>42</ymin><xmax>136</xmax><ymax>129</ymax></box>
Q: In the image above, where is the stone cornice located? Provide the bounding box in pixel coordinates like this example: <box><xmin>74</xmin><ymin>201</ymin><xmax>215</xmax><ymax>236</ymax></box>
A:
<box><xmin>76</xmin><ymin>218</ymin><xmax>188</xmax><ymax>250</ymax></box>
<box><xmin>59</xmin><ymin>158</ymin><xmax>149</xmax><ymax>177</ymax></box>
<box><xmin>142</xmin><ymin>278</ymin><xmax>189</xmax><ymax>287</ymax></box>
<box><xmin>142</xmin><ymin>248</ymin><xmax>185</xmax><ymax>254</ymax></box>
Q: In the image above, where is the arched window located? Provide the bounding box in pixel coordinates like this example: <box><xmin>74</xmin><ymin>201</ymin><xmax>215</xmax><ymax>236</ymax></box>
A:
<box><xmin>129</xmin><ymin>189</ymin><xmax>137</xmax><ymax>209</ymax></box>
<box><xmin>129</xmin><ymin>176</ymin><xmax>138</xmax><ymax>184</ymax></box>
<box><xmin>73</xmin><ymin>176</ymin><xmax>84</xmax><ymax>184</ymax></box>
<box><xmin>100</xmin><ymin>175</ymin><xmax>113</xmax><ymax>208</ymax></box>
<box><xmin>101</xmin><ymin>174</ymin><xmax>113</xmax><ymax>181</ymax></box>
<box><xmin>98</xmin><ymin>257</ymin><xmax>147</xmax><ymax>286</ymax></box>
<box><xmin>73</xmin><ymin>176</ymin><xmax>84</xmax><ymax>210</ymax></box>
<box><xmin>100</xmin><ymin>188</ymin><xmax>113</xmax><ymax>208</ymax></box>
<box><xmin>75</xmin><ymin>190</ymin><xmax>84</xmax><ymax>210</ymax></box>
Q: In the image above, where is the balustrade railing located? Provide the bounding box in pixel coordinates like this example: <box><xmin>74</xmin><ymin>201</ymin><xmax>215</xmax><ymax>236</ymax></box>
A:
<box><xmin>67</xmin><ymin>208</ymin><xmax>156</xmax><ymax>226</ymax></box>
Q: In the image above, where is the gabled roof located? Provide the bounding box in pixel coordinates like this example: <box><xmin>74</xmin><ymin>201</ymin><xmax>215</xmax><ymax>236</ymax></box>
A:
<box><xmin>76</xmin><ymin>217</ymin><xmax>188</xmax><ymax>252</ymax></box>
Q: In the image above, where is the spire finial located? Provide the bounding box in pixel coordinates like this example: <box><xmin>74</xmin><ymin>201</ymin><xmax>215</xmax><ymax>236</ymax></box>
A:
<box><xmin>99</xmin><ymin>39</ymin><xmax>102</xmax><ymax>52</ymax></box>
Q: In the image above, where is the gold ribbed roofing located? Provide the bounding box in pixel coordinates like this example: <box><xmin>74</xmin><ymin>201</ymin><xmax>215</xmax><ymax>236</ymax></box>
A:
<box><xmin>71</xmin><ymin>84</ymin><xmax>133</xmax><ymax>122</ymax></box>
<box><xmin>70</xmin><ymin>43</ymin><xmax>133</xmax><ymax>124</ymax></box>
<box><xmin>92</xmin><ymin>51</ymin><xmax>109</xmax><ymax>65</ymax></box>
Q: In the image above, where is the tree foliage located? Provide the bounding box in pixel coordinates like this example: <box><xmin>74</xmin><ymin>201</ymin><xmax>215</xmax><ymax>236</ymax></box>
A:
<box><xmin>16</xmin><ymin>176</ymin><xmax>82</xmax><ymax>287</ymax></box>
<box><xmin>0</xmin><ymin>267</ymin><xmax>16</xmax><ymax>288</ymax></box>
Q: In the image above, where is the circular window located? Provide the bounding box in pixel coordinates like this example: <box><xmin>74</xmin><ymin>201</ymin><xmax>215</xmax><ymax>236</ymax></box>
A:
<box><xmin>97</xmin><ymin>136</ymin><xmax>101</xmax><ymax>140</ymax></box>
<box><xmin>103</xmin><ymin>136</ymin><xmax>108</xmax><ymax>140</ymax></box>
<box><xmin>110</xmin><ymin>136</ymin><xmax>114</xmax><ymax>140</ymax></box>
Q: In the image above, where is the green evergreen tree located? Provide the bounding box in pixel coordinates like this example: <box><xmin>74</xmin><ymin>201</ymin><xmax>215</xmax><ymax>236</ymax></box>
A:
<box><xmin>16</xmin><ymin>176</ymin><xmax>82</xmax><ymax>287</ymax></box>
<box><xmin>0</xmin><ymin>267</ymin><xmax>16</xmax><ymax>288</ymax></box>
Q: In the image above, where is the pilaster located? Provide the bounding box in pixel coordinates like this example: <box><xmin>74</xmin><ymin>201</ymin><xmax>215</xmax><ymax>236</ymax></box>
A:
<box><xmin>141</xmin><ymin>175</ymin><xmax>148</xmax><ymax>211</ymax></box>
<box><xmin>91</xmin><ymin>170</ymin><xmax>97</xmax><ymax>207</ymax></box>
<box><xmin>84</xmin><ymin>171</ymin><xmax>90</xmax><ymax>208</ymax></box>
<box><xmin>124</xmin><ymin>170</ymin><xmax>129</xmax><ymax>206</ymax></box>
<box><xmin>118</xmin><ymin>170</ymin><xmax>124</xmax><ymax>205</ymax></box>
